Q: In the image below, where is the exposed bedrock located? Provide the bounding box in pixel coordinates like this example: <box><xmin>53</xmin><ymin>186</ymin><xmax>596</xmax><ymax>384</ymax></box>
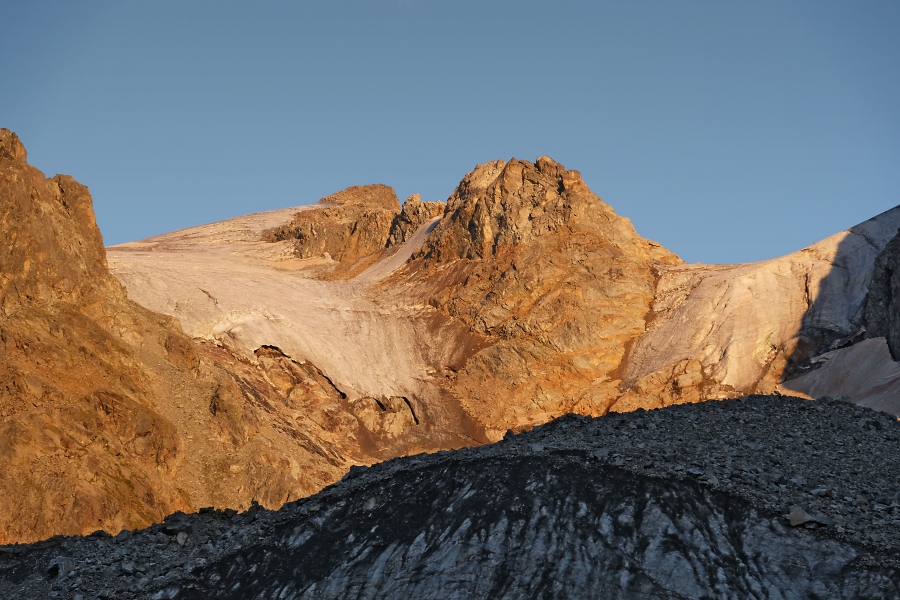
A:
<box><xmin>387</xmin><ymin>193</ymin><xmax>445</xmax><ymax>247</ymax></box>
<box><xmin>401</xmin><ymin>156</ymin><xmax>681</xmax><ymax>437</ymax></box>
<box><xmin>263</xmin><ymin>184</ymin><xmax>400</xmax><ymax>275</ymax></box>
<box><xmin>0</xmin><ymin>129</ymin><xmax>120</xmax><ymax>310</ymax></box>
<box><xmin>0</xmin><ymin>128</ymin><xmax>187</xmax><ymax>542</ymax></box>
<box><xmin>866</xmin><ymin>229</ymin><xmax>900</xmax><ymax>359</ymax></box>
<box><xmin>0</xmin><ymin>130</ymin><xmax>414</xmax><ymax>544</ymax></box>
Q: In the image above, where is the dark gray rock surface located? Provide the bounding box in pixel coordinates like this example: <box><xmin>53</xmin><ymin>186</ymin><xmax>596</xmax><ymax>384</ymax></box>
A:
<box><xmin>2</xmin><ymin>395</ymin><xmax>900</xmax><ymax>598</ymax></box>
<box><xmin>866</xmin><ymin>229</ymin><xmax>900</xmax><ymax>359</ymax></box>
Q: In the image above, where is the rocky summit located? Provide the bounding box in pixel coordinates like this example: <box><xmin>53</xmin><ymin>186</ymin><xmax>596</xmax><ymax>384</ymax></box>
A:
<box><xmin>1</xmin><ymin>396</ymin><xmax>899</xmax><ymax>599</ymax></box>
<box><xmin>1</xmin><ymin>127</ymin><xmax>900</xmax><ymax>597</ymax></box>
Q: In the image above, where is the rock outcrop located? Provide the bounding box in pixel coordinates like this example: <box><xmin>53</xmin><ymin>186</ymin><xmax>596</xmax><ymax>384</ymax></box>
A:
<box><xmin>263</xmin><ymin>184</ymin><xmax>400</xmax><ymax>275</ymax></box>
<box><xmin>401</xmin><ymin>157</ymin><xmax>681</xmax><ymax>437</ymax></box>
<box><xmin>3</xmin><ymin>396</ymin><xmax>899</xmax><ymax>599</ymax></box>
<box><xmin>0</xmin><ymin>129</ymin><xmax>187</xmax><ymax>542</ymax></box>
<box><xmin>0</xmin><ymin>130</ymin><xmax>119</xmax><ymax>310</ymax></box>
<box><xmin>386</xmin><ymin>193</ymin><xmax>445</xmax><ymax>247</ymax></box>
<box><xmin>0</xmin><ymin>130</ymin><xmax>403</xmax><ymax>545</ymax></box>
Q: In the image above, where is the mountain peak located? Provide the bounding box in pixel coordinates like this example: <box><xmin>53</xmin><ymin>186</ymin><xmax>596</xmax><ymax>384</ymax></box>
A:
<box><xmin>417</xmin><ymin>156</ymin><xmax>672</xmax><ymax>265</ymax></box>
<box><xmin>0</xmin><ymin>129</ymin><xmax>27</xmax><ymax>164</ymax></box>
<box><xmin>316</xmin><ymin>183</ymin><xmax>400</xmax><ymax>211</ymax></box>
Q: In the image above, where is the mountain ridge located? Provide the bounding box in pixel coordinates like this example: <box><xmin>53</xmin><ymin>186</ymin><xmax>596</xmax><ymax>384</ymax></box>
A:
<box><xmin>1</xmin><ymin>127</ymin><xmax>898</xmax><ymax>548</ymax></box>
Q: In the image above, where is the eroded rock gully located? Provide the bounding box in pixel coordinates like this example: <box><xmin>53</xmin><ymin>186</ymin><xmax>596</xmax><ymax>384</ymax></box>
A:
<box><xmin>2</xmin><ymin>397</ymin><xmax>899</xmax><ymax>599</ymax></box>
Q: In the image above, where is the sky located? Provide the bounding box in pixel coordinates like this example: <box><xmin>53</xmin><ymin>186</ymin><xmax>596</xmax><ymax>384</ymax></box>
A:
<box><xmin>2</xmin><ymin>1</ymin><xmax>898</xmax><ymax>264</ymax></box>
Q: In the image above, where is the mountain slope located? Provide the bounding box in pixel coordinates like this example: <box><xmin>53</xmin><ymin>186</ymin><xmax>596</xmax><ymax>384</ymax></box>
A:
<box><xmin>5</xmin><ymin>126</ymin><xmax>899</xmax><ymax>546</ymax></box>
<box><xmin>619</xmin><ymin>207</ymin><xmax>900</xmax><ymax>411</ymax></box>
<box><xmin>110</xmin><ymin>156</ymin><xmax>685</xmax><ymax>442</ymax></box>
<box><xmin>396</xmin><ymin>157</ymin><xmax>682</xmax><ymax>435</ymax></box>
<box><xmin>0</xmin><ymin>130</ymin><xmax>396</xmax><ymax>544</ymax></box>
<box><xmin>109</xmin><ymin>154</ymin><xmax>900</xmax><ymax>440</ymax></box>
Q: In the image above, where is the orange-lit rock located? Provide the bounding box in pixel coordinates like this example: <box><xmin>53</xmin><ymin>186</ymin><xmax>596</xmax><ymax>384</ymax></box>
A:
<box><xmin>5</xmin><ymin>129</ymin><xmax>899</xmax><ymax>545</ymax></box>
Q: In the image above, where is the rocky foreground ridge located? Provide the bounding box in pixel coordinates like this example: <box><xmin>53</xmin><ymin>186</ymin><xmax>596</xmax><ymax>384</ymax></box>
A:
<box><xmin>2</xmin><ymin>396</ymin><xmax>899</xmax><ymax>598</ymax></box>
<box><xmin>2</xmin><ymin>125</ymin><xmax>900</xmax><ymax>553</ymax></box>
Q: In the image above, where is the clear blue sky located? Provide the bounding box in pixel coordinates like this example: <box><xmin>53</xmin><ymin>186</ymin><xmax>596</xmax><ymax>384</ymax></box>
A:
<box><xmin>2</xmin><ymin>1</ymin><xmax>898</xmax><ymax>263</ymax></box>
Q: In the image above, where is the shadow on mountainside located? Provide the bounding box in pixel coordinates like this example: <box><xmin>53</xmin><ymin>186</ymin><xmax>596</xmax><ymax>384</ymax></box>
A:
<box><xmin>783</xmin><ymin>212</ymin><xmax>900</xmax><ymax>384</ymax></box>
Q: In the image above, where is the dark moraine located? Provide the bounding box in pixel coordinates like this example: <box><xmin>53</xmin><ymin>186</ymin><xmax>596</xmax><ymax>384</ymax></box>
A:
<box><xmin>2</xmin><ymin>395</ymin><xmax>899</xmax><ymax>599</ymax></box>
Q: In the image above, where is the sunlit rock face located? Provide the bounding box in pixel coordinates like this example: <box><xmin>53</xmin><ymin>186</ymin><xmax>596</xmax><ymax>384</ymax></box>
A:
<box><xmin>263</xmin><ymin>183</ymin><xmax>401</xmax><ymax>277</ymax></box>
<box><xmin>401</xmin><ymin>156</ymin><xmax>682</xmax><ymax>437</ymax></box>
<box><xmin>0</xmin><ymin>131</ymin><xmax>420</xmax><ymax>545</ymax></box>
<box><xmin>0</xmin><ymin>128</ymin><xmax>189</xmax><ymax>543</ymax></box>
<box><xmin>387</xmin><ymin>193</ymin><xmax>445</xmax><ymax>247</ymax></box>
<box><xmin>4</xmin><ymin>123</ymin><xmax>900</xmax><ymax>551</ymax></box>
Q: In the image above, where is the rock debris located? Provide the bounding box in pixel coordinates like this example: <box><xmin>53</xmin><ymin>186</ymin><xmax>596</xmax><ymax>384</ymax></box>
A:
<box><xmin>2</xmin><ymin>395</ymin><xmax>899</xmax><ymax>598</ymax></box>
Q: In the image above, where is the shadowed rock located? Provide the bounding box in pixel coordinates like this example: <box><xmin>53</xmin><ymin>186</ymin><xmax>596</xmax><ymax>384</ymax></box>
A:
<box><xmin>866</xmin><ymin>229</ymin><xmax>900</xmax><ymax>359</ymax></box>
<box><xmin>2</xmin><ymin>396</ymin><xmax>899</xmax><ymax>598</ymax></box>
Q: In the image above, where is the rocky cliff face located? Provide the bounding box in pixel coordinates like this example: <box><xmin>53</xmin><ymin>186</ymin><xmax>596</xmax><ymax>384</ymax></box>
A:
<box><xmin>6</xmin><ymin>129</ymin><xmax>899</xmax><ymax>549</ymax></box>
<box><xmin>866</xmin><ymin>229</ymin><xmax>900</xmax><ymax>359</ymax></box>
<box><xmin>401</xmin><ymin>157</ymin><xmax>681</xmax><ymax>436</ymax></box>
<box><xmin>0</xmin><ymin>130</ymin><xmax>399</xmax><ymax>544</ymax></box>
<box><xmin>0</xmin><ymin>129</ymin><xmax>186</xmax><ymax>542</ymax></box>
<box><xmin>386</xmin><ymin>193</ymin><xmax>445</xmax><ymax>247</ymax></box>
<box><xmin>263</xmin><ymin>184</ymin><xmax>400</xmax><ymax>276</ymax></box>
<box><xmin>0</xmin><ymin>130</ymin><xmax>119</xmax><ymax>310</ymax></box>
<box><xmin>2</xmin><ymin>396</ymin><xmax>899</xmax><ymax>599</ymax></box>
